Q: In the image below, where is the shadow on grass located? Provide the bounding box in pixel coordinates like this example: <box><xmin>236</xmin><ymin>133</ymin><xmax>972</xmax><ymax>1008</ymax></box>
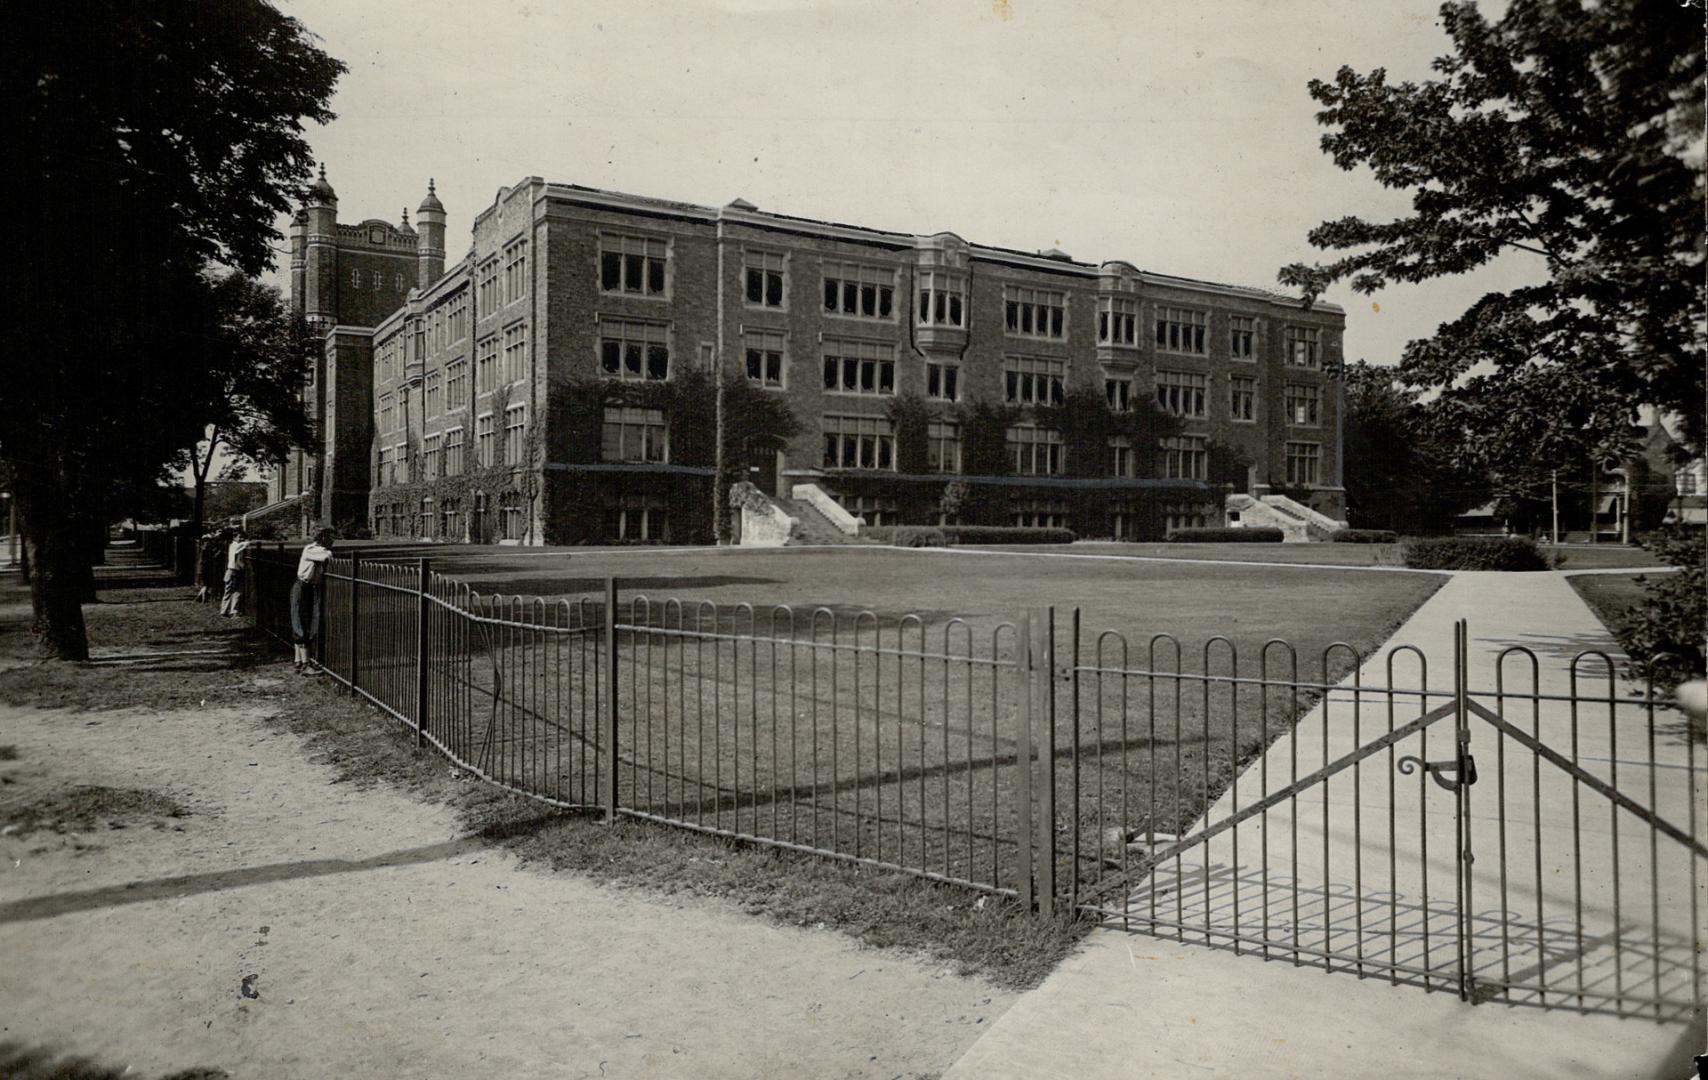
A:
<box><xmin>0</xmin><ymin>1042</ymin><xmax>226</xmax><ymax>1080</ymax></box>
<box><xmin>0</xmin><ymin>814</ymin><xmax>574</xmax><ymax>925</ymax></box>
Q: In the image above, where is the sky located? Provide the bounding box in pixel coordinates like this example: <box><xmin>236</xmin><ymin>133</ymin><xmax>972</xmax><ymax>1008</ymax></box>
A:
<box><xmin>271</xmin><ymin>0</ymin><xmax>1541</xmax><ymax>370</ymax></box>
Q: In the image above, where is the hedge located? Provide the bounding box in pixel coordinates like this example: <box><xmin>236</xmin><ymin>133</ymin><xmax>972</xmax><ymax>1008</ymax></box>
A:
<box><xmin>1331</xmin><ymin>529</ymin><xmax>1399</xmax><ymax>544</ymax></box>
<box><xmin>1169</xmin><ymin>527</ymin><xmax>1284</xmax><ymax>543</ymax></box>
<box><xmin>867</xmin><ymin>526</ymin><xmax>1076</xmax><ymax>547</ymax></box>
<box><xmin>1400</xmin><ymin>536</ymin><xmax>1550</xmax><ymax>571</ymax></box>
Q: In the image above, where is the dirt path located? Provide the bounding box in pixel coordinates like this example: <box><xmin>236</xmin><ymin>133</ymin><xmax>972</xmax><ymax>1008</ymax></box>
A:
<box><xmin>0</xmin><ymin>694</ymin><xmax>1012</xmax><ymax>1078</ymax></box>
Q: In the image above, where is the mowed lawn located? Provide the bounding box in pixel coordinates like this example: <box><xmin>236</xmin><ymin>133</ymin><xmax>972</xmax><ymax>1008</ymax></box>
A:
<box><xmin>354</xmin><ymin>546</ymin><xmax>1446</xmax><ymax>896</ymax></box>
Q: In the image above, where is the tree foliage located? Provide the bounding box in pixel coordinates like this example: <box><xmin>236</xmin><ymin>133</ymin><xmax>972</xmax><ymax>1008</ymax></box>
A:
<box><xmin>1338</xmin><ymin>360</ymin><xmax>1487</xmax><ymax>532</ymax></box>
<box><xmin>5</xmin><ymin>1</ymin><xmax>344</xmax><ymax>657</ymax></box>
<box><xmin>1282</xmin><ymin>0</ymin><xmax>1704</xmax><ymax>469</ymax></box>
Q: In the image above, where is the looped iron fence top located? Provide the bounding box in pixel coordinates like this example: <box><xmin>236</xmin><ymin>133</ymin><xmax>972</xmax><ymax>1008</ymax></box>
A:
<box><xmin>243</xmin><ymin>548</ymin><xmax>1703</xmax><ymax>1021</ymax></box>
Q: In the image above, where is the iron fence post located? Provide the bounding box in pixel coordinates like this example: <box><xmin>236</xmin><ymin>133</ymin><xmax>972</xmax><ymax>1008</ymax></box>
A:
<box><xmin>416</xmin><ymin>558</ymin><xmax>430</xmax><ymax>748</ymax></box>
<box><xmin>1017</xmin><ymin>611</ymin><xmax>1038</xmax><ymax>913</ymax></box>
<box><xmin>1039</xmin><ymin>607</ymin><xmax>1056</xmax><ymax>918</ymax></box>
<box><xmin>349</xmin><ymin>550</ymin><xmax>362</xmax><ymax>696</ymax></box>
<box><xmin>603</xmin><ymin>576</ymin><xmax>619</xmax><ymax>822</ymax></box>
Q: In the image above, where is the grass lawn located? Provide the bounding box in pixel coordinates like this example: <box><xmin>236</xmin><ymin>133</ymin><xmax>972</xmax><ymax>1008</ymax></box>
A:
<box><xmin>1568</xmin><ymin>572</ymin><xmax>1650</xmax><ymax>642</ymax></box>
<box><xmin>316</xmin><ymin>546</ymin><xmax>1445</xmax><ymax>900</ymax></box>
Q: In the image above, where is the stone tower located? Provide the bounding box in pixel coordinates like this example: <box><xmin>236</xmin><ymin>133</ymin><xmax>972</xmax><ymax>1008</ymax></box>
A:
<box><xmin>417</xmin><ymin>179</ymin><xmax>446</xmax><ymax>287</ymax></box>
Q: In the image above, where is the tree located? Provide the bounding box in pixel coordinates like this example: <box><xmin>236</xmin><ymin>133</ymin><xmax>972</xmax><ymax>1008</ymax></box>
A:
<box><xmin>179</xmin><ymin>272</ymin><xmax>317</xmax><ymax>532</ymax></box>
<box><xmin>1281</xmin><ymin>0</ymin><xmax>1705</xmax><ymax>474</ymax></box>
<box><xmin>1338</xmin><ymin>360</ymin><xmax>1488</xmax><ymax>533</ymax></box>
<box><xmin>5</xmin><ymin>1</ymin><xmax>343</xmax><ymax>658</ymax></box>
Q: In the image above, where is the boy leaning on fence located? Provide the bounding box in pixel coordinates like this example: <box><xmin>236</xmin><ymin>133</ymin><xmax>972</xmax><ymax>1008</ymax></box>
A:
<box><xmin>220</xmin><ymin>528</ymin><xmax>252</xmax><ymax>617</ymax></box>
<box><xmin>291</xmin><ymin>527</ymin><xmax>336</xmax><ymax>675</ymax></box>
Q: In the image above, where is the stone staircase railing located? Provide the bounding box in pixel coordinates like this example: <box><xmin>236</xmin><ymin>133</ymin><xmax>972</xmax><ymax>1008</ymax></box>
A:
<box><xmin>790</xmin><ymin>484</ymin><xmax>861</xmax><ymax>536</ymax></box>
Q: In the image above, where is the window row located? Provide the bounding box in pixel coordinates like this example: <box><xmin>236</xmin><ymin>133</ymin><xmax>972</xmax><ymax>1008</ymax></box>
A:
<box><xmin>350</xmin><ymin>268</ymin><xmax>409</xmax><ymax>292</ymax></box>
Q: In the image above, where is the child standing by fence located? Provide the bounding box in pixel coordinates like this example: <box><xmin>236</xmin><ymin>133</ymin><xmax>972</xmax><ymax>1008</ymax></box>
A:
<box><xmin>291</xmin><ymin>528</ymin><xmax>335</xmax><ymax>674</ymax></box>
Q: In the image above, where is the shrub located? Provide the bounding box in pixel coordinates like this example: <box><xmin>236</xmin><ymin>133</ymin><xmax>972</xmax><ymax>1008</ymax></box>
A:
<box><xmin>872</xmin><ymin>525</ymin><xmax>1075</xmax><ymax>546</ymax></box>
<box><xmin>941</xmin><ymin>526</ymin><xmax>1075</xmax><ymax>546</ymax></box>
<box><xmin>1401</xmin><ymin>536</ymin><xmax>1548</xmax><ymax>571</ymax></box>
<box><xmin>1170</xmin><ymin>527</ymin><xmax>1284</xmax><ymax>544</ymax></box>
<box><xmin>1331</xmin><ymin>528</ymin><xmax>1399</xmax><ymax>544</ymax></box>
<box><xmin>1619</xmin><ymin>528</ymin><xmax>1706</xmax><ymax>692</ymax></box>
<box><xmin>890</xmin><ymin>527</ymin><xmax>948</xmax><ymax>548</ymax></box>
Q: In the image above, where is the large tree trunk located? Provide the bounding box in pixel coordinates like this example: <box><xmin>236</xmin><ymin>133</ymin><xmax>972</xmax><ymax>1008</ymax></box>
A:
<box><xmin>15</xmin><ymin>478</ymin><xmax>89</xmax><ymax>661</ymax></box>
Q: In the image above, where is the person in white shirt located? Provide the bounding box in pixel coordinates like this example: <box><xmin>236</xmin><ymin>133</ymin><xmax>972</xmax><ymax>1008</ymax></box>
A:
<box><xmin>219</xmin><ymin>529</ymin><xmax>251</xmax><ymax>617</ymax></box>
<box><xmin>291</xmin><ymin>527</ymin><xmax>336</xmax><ymax>673</ymax></box>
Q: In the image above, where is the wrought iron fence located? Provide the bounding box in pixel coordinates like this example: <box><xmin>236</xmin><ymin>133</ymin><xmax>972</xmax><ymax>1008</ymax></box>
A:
<box><xmin>245</xmin><ymin>548</ymin><xmax>1702</xmax><ymax>1018</ymax></box>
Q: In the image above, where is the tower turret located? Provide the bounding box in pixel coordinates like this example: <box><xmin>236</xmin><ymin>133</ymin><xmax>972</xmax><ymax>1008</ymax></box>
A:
<box><xmin>416</xmin><ymin>179</ymin><xmax>446</xmax><ymax>288</ymax></box>
<box><xmin>302</xmin><ymin>164</ymin><xmax>339</xmax><ymax>332</ymax></box>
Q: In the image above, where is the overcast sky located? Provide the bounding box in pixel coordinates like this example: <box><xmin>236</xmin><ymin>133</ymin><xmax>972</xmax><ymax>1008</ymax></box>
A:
<box><xmin>273</xmin><ymin>0</ymin><xmax>1538</xmax><ymax>369</ymax></box>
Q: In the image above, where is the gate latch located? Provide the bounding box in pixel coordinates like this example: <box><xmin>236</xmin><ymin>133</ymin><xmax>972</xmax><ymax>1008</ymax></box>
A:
<box><xmin>1397</xmin><ymin>753</ymin><xmax>1478</xmax><ymax>792</ymax></box>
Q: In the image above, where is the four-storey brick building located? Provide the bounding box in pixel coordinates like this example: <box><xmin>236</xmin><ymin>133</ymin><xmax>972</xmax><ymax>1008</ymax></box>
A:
<box><xmin>293</xmin><ymin>173</ymin><xmax>1346</xmax><ymax>544</ymax></box>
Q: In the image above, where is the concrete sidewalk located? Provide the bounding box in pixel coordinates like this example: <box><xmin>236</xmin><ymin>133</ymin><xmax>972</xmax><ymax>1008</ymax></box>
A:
<box><xmin>945</xmin><ymin>571</ymin><xmax>1704</xmax><ymax>1080</ymax></box>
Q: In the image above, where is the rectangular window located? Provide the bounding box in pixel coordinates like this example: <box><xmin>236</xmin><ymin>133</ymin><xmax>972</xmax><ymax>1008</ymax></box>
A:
<box><xmin>476</xmin><ymin>413</ymin><xmax>495</xmax><ymax>468</ymax></box>
<box><xmin>926</xmin><ymin>363</ymin><xmax>959</xmax><ymax>402</ymax></box>
<box><xmin>1110</xmin><ymin>502</ymin><xmax>1136</xmax><ymax>541</ymax></box>
<box><xmin>1011</xmin><ymin>499</ymin><xmax>1068</xmax><ymax>529</ymax></box>
<box><xmin>1004</xmin><ymin>285</ymin><xmax>1066</xmax><ymax>339</ymax></box>
<box><xmin>601</xmin><ymin>234</ymin><xmax>668</xmax><ymax>296</ymax></box>
<box><xmin>477</xmin><ymin>257</ymin><xmax>499</xmax><ymax>318</ymax></box>
<box><xmin>1162</xmin><ymin>435</ymin><xmax>1208</xmax><ymax>481</ymax></box>
<box><xmin>377</xmin><ymin>394</ymin><xmax>394</xmax><ymax>434</ymax></box>
<box><xmin>1105</xmin><ymin>376</ymin><xmax>1132</xmax><ymax>413</ymax></box>
<box><xmin>1004</xmin><ymin>356</ymin><xmax>1066</xmax><ymax>405</ymax></box>
<box><xmin>1007</xmin><ymin>424</ymin><xmax>1065</xmax><ymax>476</ymax></box>
<box><xmin>390</xmin><ymin>443</ymin><xmax>406</xmax><ymax>485</ymax></box>
<box><xmin>443</xmin><ymin>428</ymin><xmax>464</xmax><ymax>476</ymax></box>
<box><xmin>916</xmin><ymin>271</ymin><xmax>967</xmax><ymax>327</ymax></box>
<box><xmin>1109</xmin><ymin>435</ymin><xmax>1134</xmax><ymax>478</ymax></box>
<box><xmin>476</xmin><ymin>335</ymin><xmax>499</xmax><ymax>394</ymax></box>
<box><xmin>500</xmin><ymin>492</ymin><xmax>524</xmax><ymax>541</ymax></box>
<box><xmin>1166</xmin><ymin>503</ymin><xmax>1210</xmax><ymax>533</ymax></box>
<box><xmin>502</xmin><ymin>237</ymin><xmax>528</xmax><ymax>305</ymax></box>
<box><xmin>822</xmin><ymin>261</ymin><xmax>896</xmax><ymax>320</ymax></box>
<box><xmin>1284</xmin><ymin>326</ymin><xmax>1321</xmax><ymax>369</ymax></box>
<box><xmin>1285</xmin><ymin>382</ymin><xmax>1321</xmax><ymax>426</ymax></box>
<box><xmin>503</xmin><ymin>404</ymin><xmax>527</xmax><ymax>466</ymax></box>
<box><xmin>373</xmin><ymin>271</ymin><xmax>385</xmax><ymax>290</ymax></box>
<box><xmin>601</xmin><ymin>407</ymin><xmax>669</xmax><ymax>463</ymax></box>
<box><xmin>1286</xmin><ymin>442</ymin><xmax>1321</xmax><ymax>486</ymax></box>
<box><xmin>1098</xmin><ymin>297</ymin><xmax>1138</xmax><ymax>346</ymax></box>
<box><xmin>425</xmin><ymin>372</ymin><xmax>442</xmax><ymax>418</ymax></box>
<box><xmin>450</xmin><ymin>293</ymin><xmax>468</xmax><ymax>342</ymax></box>
<box><xmin>1230</xmin><ymin>315</ymin><xmax>1257</xmax><ymax>360</ymax></box>
<box><xmin>1155</xmin><ymin>370</ymin><xmax>1208</xmax><ymax>418</ymax></box>
<box><xmin>503</xmin><ymin>323</ymin><xmax>528</xmax><ymax>384</ymax></box>
<box><xmin>836</xmin><ymin>495</ymin><xmax>897</xmax><ymax>528</ymax></box>
<box><xmin>350</xmin><ymin>268</ymin><xmax>362</xmax><ymax>289</ymax></box>
<box><xmin>822</xmin><ymin>338</ymin><xmax>895</xmax><ymax>396</ymax></box>
<box><xmin>413</xmin><ymin>321</ymin><xmax>425</xmax><ymax>366</ymax></box>
<box><xmin>423</xmin><ymin>434</ymin><xmax>441</xmax><ymax>480</ymax></box>
<box><xmin>1230</xmin><ymin>375</ymin><xmax>1256</xmax><ymax>422</ymax></box>
<box><xmin>606</xmin><ymin>496</ymin><xmax>668</xmax><ymax>541</ymax></box>
<box><xmin>821</xmin><ymin>414</ymin><xmax>895</xmax><ymax>470</ymax></box>
<box><xmin>446</xmin><ymin>360</ymin><xmax>468</xmax><ymax>410</ymax></box>
<box><xmin>419</xmin><ymin>496</ymin><xmax>434</xmax><ymax>539</ymax></box>
<box><xmin>744</xmin><ymin>250</ymin><xmax>785</xmax><ymax>308</ymax></box>
<box><xmin>928</xmin><ymin>420</ymin><xmax>961</xmax><ymax>474</ymax></box>
<box><xmin>1155</xmin><ymin>306</ymin><xmax>1208</xmax><ymax>355</ymax></box>
<box><xmin>599</xmin><ymin>318</ymin><xmax>670</xmax><ymax>381</ymax></box>
<box><xmin>375</xmin><ymin>446</ymin><xmax>389</xmax><ymax>487</ymax></box>
<box><xmin>743</xmin><ymin>328</ymin><xmax>786</xmax><ymax>388</ymax></box>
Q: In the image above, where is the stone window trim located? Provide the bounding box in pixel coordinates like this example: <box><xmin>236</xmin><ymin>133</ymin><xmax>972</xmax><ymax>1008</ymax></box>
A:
<box><xmin>1155</xmin><ymin>305</ymin><xmax>1209</xmax><ymax>356</ymax></box>
<box><xmin>1005</xmin><ymin>355</ymin><xmax>1067</xmax><ymax>407</ymax></box>
<box><xmin>1230</xmin><ymin>374</ymin><xmax>1258</xmax><ymax>424</ymax></box>
<box><xmin>916</xmin><ymin>269</ymin><xmax>967</xmax><ymax>328</ymax></box>
<box><xmin>1155</xmin><ymin>369</ymin><xmax>1209</xmax><ymax>419</ymax></box>
<box><xmin>1284</xmin><ymin>325</ymin><xmax>1323</xmax><ymax>369</ymax></box>
<box><xmin>1162</xmin><ymin>434</ymin><xmax>1209</xmax><ymax>481</ymax></box>
<box><xmin>1105</xmin><ymin>375</ymin><xmax>1133</xmax><ymax>414</ymax></box>
<box><xmin>743</xmin><ymin>248</ymin><xmax>788</xmax><ymax>310</ymax></box>
<box><xmin>1003</xmin><ymin>285</ymin><xmax>1067</xmax><ymax>341</ymax></box>
<box><xmin>476</xmin><ymin>412</ymin><xmax>496</xmax><ymax>469</ymax></box>
<box><xmin>1286</xmin><ymin>441</ymin><xmax>1322</xmax><ymax>487</ymax></box>
<box><xmin>926</xmin><ymin>362</ymin><xmax>960</xmax><ymax>402</ymax></box>
<box><xmin>822</xmin><ymin>260</ymin><xmax>899</xmax><ymax>322</ymax></box>
<box><xmin>600</xmin><ymin>231</ymin><xmax>671</xmax><ymax>300</ymax></box>
<box><xmin>1007</xmin><ymin>423</ymin><xmax>1066</xmax><ymax>476</ymax></box>
<box><xmin>597</xmin><ymin>316</ymin><xmax>672</xmax><ymax>382</ymax></box>
<box><xmin>1284</xmin><ymin>381</ymin><xmax>1322</xmax><ymax>428</ymax></box>
<box><xmin>601</xmin><ymin>406</ymin><xmax>670</xmax><ymax>464</ymax></box>
<box><xmin>1109</xmin><ymin>434</ymin><xmax>1135</xmax><ymax>479</ymax></box>
<box><xmin>502</xmin><ymin>235</ymin><xmax>529</xmax><ymax>307</ymax></box>
<box><xmin>1097</xmin><ymin>296</ymin><xmax>1139</xmax><ymax>347</ymax></box>
<box><xmin>502</xmin><ymin>403</ymin><xmax>528</xmax><ymax>466</ymax></box>
<box><xmin>821</xmin><ymin>337</ymin><xmax>897</xmax><ymax>397</ymax></box>
<box><xmin>743</xmin><ymin>327</ymin><xmax>787</xmax><ymax>389</ymax></box>
<box><xmin>927</xmin><ymin>419</ymin><xmax>961</xmax><ymax>474</ymax></box>
<box><xmin>821</xmin><ymin>413</ymin><xmax>896</xmax><ymax>471</ymax></box>
<box><xmin>501</xmin><ymin>320</ymin><xmax>529</xmax><ymax>386</ymax></box>
<box><xmin>1229</xmin><ymin>315</ymin><xmax>1260</xmax><ymax>361</ymax></box>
